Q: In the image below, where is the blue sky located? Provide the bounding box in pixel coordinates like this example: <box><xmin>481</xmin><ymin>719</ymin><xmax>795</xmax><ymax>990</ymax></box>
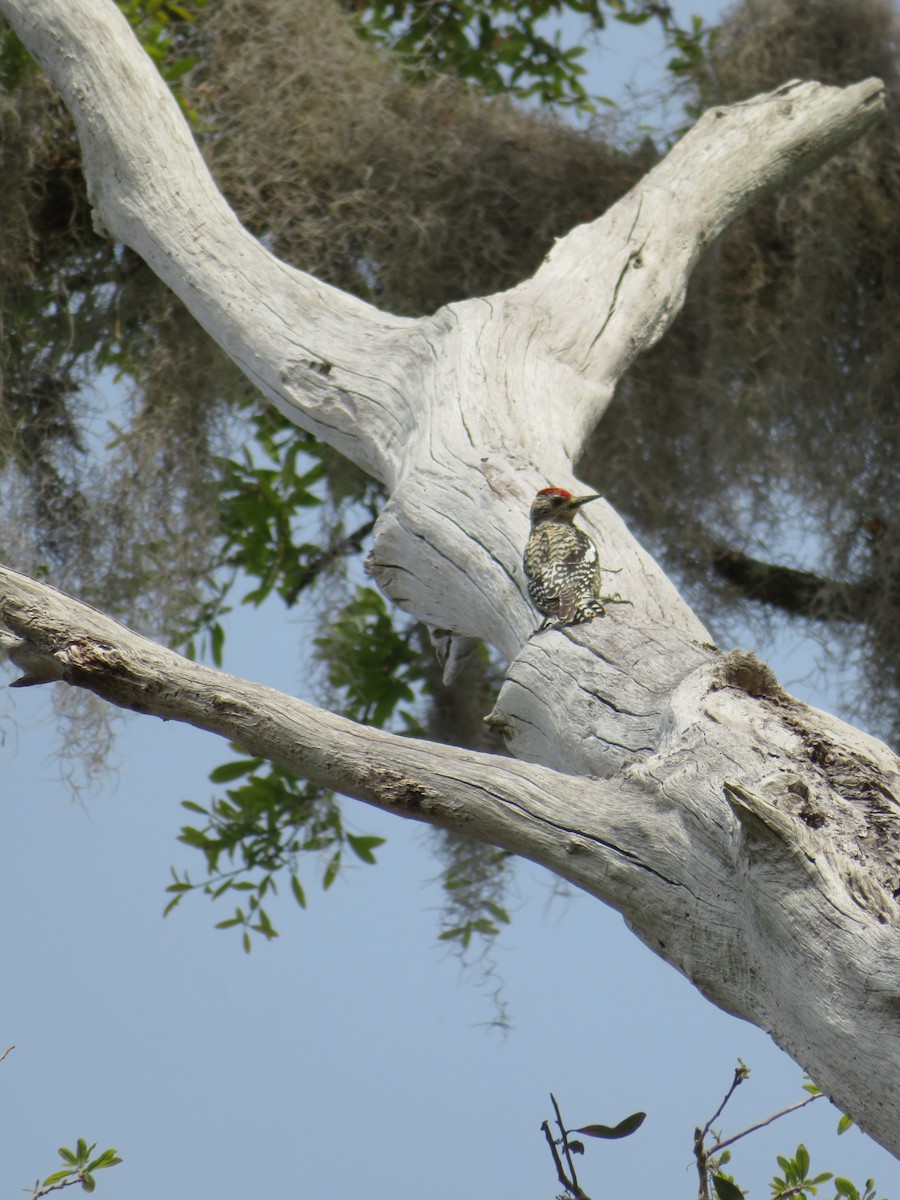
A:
<box><xmin>3</xmin><ymin>3</ymin><xmax>899</xmax><ymax>1199</ymax></box>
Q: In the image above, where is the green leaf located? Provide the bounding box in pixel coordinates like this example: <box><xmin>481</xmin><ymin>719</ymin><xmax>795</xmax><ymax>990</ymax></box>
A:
<box><xmin>290</xmin><ymin>874</ymin><xmax>307</xmax><ymax>909</ymax></box>
<box><xmin>209</xmin><ymin>758</ymin><xmax>263</xmax><ymax>783</ymax></box>
<box><xmin>58</xmin><ymin>1147</ymin><xmax>77</xmax><ymax>1166</ymax></box>
<box><xmin>837</xmin><ymin>1114</ymin><xmax>854</xmax><ymax>1134</ymax></box>
<box><xmin>347</xmin><ymin>833</ymin><xmax>385</xmax><ymax>864</ymax></box>
<box><xmin>322</xmin><ymin>852</ymin><xmax>341</xmax><ymax>890</ymax></box>
<box><xmin>81</xmin><ymin>1173</ymin><xmax>96</xmax><ymax>1192</ymax></box>
<box><xmin>164</xmin><ymin>53</ymin><xmax>198</xmax><ymax>81</ymax></box>
<box><xmin>87</xmin><ymin>1150</ymin><xmax>122</xmax><ymax>1171</ymax></box>
<box><xmin>796</xmin><ymin>1145</ymin><xmax>810</xmax><ymax>1178</ymax></box>
<box><xmin>835</xmin><ymin>1180</ymin><xmax>859</xmax><ymax>1200</ymax></box>
<box><xmin>614</xmin><ymin>9</ymin><xmax>654</xmax><ymax>23</ymax></box>
<box><xmin>574</xmin><ymin>1111</ymin><xmax>646</xmax><ymax>1139</ymax></box>
<box><xmin>438</xmin><ymin>926</ymin><xmax>465</xmax><ymax>942</ymax></box>
<box><xmin>42</xmin><ymin>1169</ymin><xmax>75</xmax><ymax>1185</ymax></box>
<box><xmin>712</xmin><ymin>1175</ymin><xmax>745</xmax><ymax>1200</ymax></box>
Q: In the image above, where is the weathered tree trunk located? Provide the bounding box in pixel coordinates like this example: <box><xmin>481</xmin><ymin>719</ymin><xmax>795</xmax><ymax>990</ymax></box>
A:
<box><xmin>1</xmin><ymin>0</ymin><xmax>897</xmax><ymax>1157</ymax></box>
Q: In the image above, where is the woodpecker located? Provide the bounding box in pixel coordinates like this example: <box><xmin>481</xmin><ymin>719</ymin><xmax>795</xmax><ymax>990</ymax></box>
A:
<box><xmin>524</xmin><ymin>487</ymin><xmax>605</xmax><ymax>629</ymax></box>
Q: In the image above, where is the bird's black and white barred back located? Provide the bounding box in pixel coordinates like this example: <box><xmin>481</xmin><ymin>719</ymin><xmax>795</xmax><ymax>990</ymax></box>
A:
<box><xmin>523</xmin><ymin>487</ymin><xmax>605</xmax><ymax>629</ymax></box>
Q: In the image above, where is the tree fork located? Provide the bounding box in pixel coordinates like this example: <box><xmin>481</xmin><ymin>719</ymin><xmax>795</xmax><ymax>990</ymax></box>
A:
<box><xmin>0</xmin><ymin>0</ymin><xmax>897</xmax><ymax>1158</ymax></box>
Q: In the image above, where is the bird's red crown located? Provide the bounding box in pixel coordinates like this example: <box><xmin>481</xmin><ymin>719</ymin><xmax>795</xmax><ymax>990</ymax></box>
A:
<box><xmin>537</xmin><ymin>487</ymin><xmax>573</xmax><ymax>499</ymax></box>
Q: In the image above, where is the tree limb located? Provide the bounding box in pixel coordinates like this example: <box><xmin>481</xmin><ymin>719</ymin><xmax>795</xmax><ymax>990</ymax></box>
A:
<box><xmin>0</xmin><ymin>1</ymin><xmax>885</xmax><ymax>661</ymax></box>
<box><xmin>0</xmin><ymin>563</ymin><xmax>898</xmax><ymax>1154</ymax></box>
<box><xmin>1</xmin><ymin>0</ymin><xmax>898</xmax><ymax>1160</ymax></box>
<box><xmin>711</xmin><ymin>546</ymin><xmax>869</xmax><ymax>622</ymax></box>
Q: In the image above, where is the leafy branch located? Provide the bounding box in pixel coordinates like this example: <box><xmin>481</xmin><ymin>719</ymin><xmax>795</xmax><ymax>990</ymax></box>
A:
<box><xmin>165</xmin><ymin>755</ymin><xmax>385</xmax><ymax>952</ymax></box>
<box><xmin>695</xmin><ymin>1064</ymin><xmax>887</xmax><ymax>1200</ymax></box>
<box><xmin>540</xmin><ymin>1091</ymin><xmax>646</xmax><ymax>1199</ymax></box>
<box><xmin>26</xmin><ymin>1139</ymin><xmax>122</xmax><ymax>1198</ymax></box>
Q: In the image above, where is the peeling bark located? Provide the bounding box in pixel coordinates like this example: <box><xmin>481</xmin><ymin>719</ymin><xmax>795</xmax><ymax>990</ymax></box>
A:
<box><xmin>0</xmin><ymin>0</ymin><xmax>897</xmax><ymax>1159</ymax></box>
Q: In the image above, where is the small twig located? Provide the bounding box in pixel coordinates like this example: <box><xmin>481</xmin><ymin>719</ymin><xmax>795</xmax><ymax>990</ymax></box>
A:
<box><xmin>542</xmin><ymin>1094</ymin><xmax>591</xmax><ymax>1200</ymax></box>
<box><xmin>710</xmin><ymin>1092</ymin><xmax>823</xmax><ymax>1157</ymax></box>
<box><xmin>0</xmin><ymin>1043</ymin><xmax>15</xmax><ymax>1064</ymax></box>
<box><xmin>31</xmin><ymin>1176</ymin><xmax>88</xmax><ymax>1199</ymax></box>
<box><xmin>695</xmin><ymin>1125</ymin><xmax>710</xmax><ymax>1200</ymax></box>
<box><xmin>551</xmin><ymin>1092</ymin><xmax>580</xmax><ymax>1190</ymax></box>
<box><xmin>699</xmin><ymin>1062</ymin><xmax>749</xmax><ymax>1145</ymax></box>
<box><xmin>542</xmin><ymin>1119</ymin><xmax>574</xmax><ymax>1195</ymax></box>
<box><xmin>695</xmin><ymin>1062</ymin><xmax>749</xmax><ymax>1199</ymax></box>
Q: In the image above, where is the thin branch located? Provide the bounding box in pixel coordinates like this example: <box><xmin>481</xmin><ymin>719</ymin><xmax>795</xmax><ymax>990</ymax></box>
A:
<box><xmin>694</xmin><ymin>1124</ymin><xmax>710</xmax><ymax>1200</ymax></box>
<box><xmin>711</xmin><ymin>547</ymin><xmax>868</xmax><ymax>623</ymax></box>
<box><xmin>695</xmin><ymin>1062</ymin><xmax>749</xmax><ymax>1200</ymax></box>
<box><xmin>542</xmin><ymin>1119</ymin><xmax>576</xmax><ymax>1197</ymax></box>
<box><xmin>283</xmin><ymin>517</ymin><xmax>376</xmax><ymax>605</ymax></box>
<box><xmin>30</xmin><ymin>1175</ymin><xmax>90</xmax><ymax>1199</ymax></box>
<box><xmin>0</xmin><ymin>1043</ymin><xmax>15</xmax><ymax>1064</ymax></box>
<box><xmin>699</xmin><ymin>1062</ymin><xmax>749</xmax><ymax>1145</ymax></box>
<box><xmin>541</xmin><ymin>1094</ymin><xmax>592</xmax><ymax>1200</ymax></box>
<box><xmin>709</xmin><ymin>1092</ymin><xmax>823</xmax><ymax>1157</ymax></box>
<box><xmin>551</xmin><ymin>1092</ymin><xmax>581</xmax><ymax>1194</ymax></box>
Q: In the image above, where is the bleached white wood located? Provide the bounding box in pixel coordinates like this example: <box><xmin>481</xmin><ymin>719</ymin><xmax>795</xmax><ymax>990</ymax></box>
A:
<box><xmin>0</xmin><ymin>565</ymin><xmax>897</xmax><ymax>1155</ymax></box>
<box><xmin>1</xmin><ymin>0</ymin><xmax>897</xmax><ymax>1160</ymax></box>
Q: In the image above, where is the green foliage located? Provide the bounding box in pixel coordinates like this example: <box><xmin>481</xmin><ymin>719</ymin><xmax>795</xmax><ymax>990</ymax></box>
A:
<box><xmin>0</xmin><ymin>21</ymin><xmax>35</xmax><ymax>90</ymax></box>
<box><xmin>695</xmin><ymin>1068</ymin><xmax>886</xmax><ymax>1200</ymax></box>
<box><xmin>346</xmin><ymin>1</ymin><xmax>721</xmax><ymax>116</ymax></box>
<box><xmin>0</xmin><ymin>0</ymin><xmax>209</xmax><ymax>119</ymax></box>
<box><xmin>832</xmin><ymin>1181</ymin><xmax>883</xmax><ymax>1200</ymax></box>
<box><xmin>167</xmin><ymin>403</ymin><xmax>415</xmax><ymax>951</ymax></box>
<box><xmin>713</xmin><ymin>1175</ymin><xmax>746</xmax><ymax>1200</ymax></box>
<box><xmin>571</xmin><ymin>1112</ymin><xmax>646</xmax><ymax>1140</ymax></box>
<box><xmin>346</xmin><ymin>0</ymin><xmax>702</xmax><ymax>112</ymax></box>
<box><xmin>665</xmin><ymin>11</ymin><xmax>718</xmax><ymax>81</ymax></box>
<box><xmin>437</xmin><ymin>836</ymin><xmax>511</xmax><ymax>950</ymax></box>
<box><xmin>315</xmin><ymin>586</ymin><xmax>425</xmax><ymax>729</ymax></box>
<box><xmin>766</xmin><ymin>1143</ymin><xmax>886</xmax><ymax>1200</ymax></box>
<box><xmin>116</xmin><ymin>0</ymin><xmax>208</xmax><ymax>117</ymax></box>
<box><xmin>29</xmin><ymin>1139</ymin><xmax>122</xmax><ymax>1198</ymax></box>
<box><xmin>348</xmin><ymin>0</ymin><xmax>606</xmax><ymax>109</ymax></box>
<box><xmin>169</xmin><ymin>582</ymin><xmax>421</xmax><ymax>949</ymax></box>
<box><xmin>541</xmin><ymin>1092</ymin><xmax>646</xmax><ymax>1199</ymax></box>
<box><xmin>165</xmin><ymin>754</ymin><xmax>385</xmax><ymax>951</ymax></box>
<box><xmin>769</xmin><ymin>1144</ymin><xmax>834</xmax><ymax>1199</ymax></box>
<box><xmin>176</xmin><ymin>407</ymin><xmax>380</xmax><ymax>664</ymax></box>
<box><xmin>164</xmin><ymin>399</ymin><xmax>509</xmax><ymax>985</ymax></box>
<box><xmin>661</xmin><ymin>11</ymin><xmax>720</xmax><ymax>130</ymax></box>
<box><xmin>706</xmin><ymin>1105</ymin><xmax>883</xmax><ymax>1200</ymax></box>
<box><xmin>216</xmin><ymin>423</ymin><xmax>327</xmax><ymax>608</ymax></box>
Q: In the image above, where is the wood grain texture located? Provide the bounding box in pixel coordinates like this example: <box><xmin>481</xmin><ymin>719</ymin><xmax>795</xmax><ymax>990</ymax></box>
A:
<box><xmin>1</xmin><ymin>0</ymin><xmax>897</xmax><ymax>1156</ymax></box>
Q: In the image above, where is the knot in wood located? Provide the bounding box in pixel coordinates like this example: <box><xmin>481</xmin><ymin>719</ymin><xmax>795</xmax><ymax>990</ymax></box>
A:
<box><xmin>371</xmin><ymin>768</ymin><xmax>434</xmax><ymax>812</ymax></box>
<box><xmin>65</xmin><ymin>637</ymin><xmax>133</xmax><ymax>680</ymax></box>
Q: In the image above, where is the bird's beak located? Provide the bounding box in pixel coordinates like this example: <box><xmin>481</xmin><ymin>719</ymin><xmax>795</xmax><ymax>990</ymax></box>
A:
<box><xmin>570</xmin><ymin>493</ymin><xmax>602</xmax><ymax>509</ymax></box>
